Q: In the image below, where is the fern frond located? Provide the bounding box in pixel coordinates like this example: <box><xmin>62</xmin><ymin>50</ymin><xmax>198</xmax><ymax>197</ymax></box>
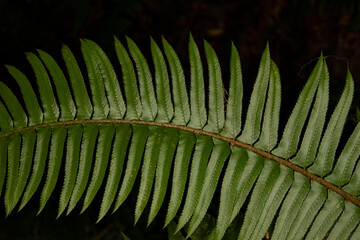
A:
<box><xmin>1</xmin><ymin>35</ymin><xmax>360</xmax><ymax>240</ymax></box>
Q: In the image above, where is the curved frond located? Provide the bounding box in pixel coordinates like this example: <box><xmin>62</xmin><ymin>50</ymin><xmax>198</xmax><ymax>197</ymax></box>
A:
<box><xmin>1</xmin><ymin>35</ymin><xmax>360</xmax><ymax>240</ymax></box>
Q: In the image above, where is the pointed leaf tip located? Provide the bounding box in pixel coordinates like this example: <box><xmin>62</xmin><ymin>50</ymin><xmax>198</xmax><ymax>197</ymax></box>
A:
<box><xmin>188</xmin><ymin>33</ymin><xmax>207</xmax><ymax>129</ymax></box>
<box><xmin>238</xmin><ymin>43</ymin><xmax>270</xmax><ymax>144</ymax></box>
<box><xmin>203</xmin><ymin>39</ymin><xmax>225</xmax><ymax>132</ymax></box>
<box><xmin>151</xmin><ymin>36</ymin><xmax>174</xmax><ymax>122</ymax></box>
<box><xmin>308</xmin><ymin>66</ymin><xmax>354</xmax><ymax>177</ymax></box>
<box><xmin>126</xmin><ymin>35</ymin><xmax>158</xmax><ymax>120</ymax></box>
<box><xmin>272</xmin><ymin>53</ymin><xmax>323</xmax><ymax>158</ymax></box>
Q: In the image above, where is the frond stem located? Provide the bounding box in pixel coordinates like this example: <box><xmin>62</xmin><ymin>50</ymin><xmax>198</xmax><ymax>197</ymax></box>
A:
<box><xmin>1</xmin><ymin>119</ymin><xmax>359</xmax><ymax>207</ymax></box>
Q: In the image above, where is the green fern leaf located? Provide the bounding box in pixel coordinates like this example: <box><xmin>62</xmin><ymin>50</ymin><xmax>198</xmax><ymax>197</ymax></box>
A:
<box><xmin>188</xmin><ymin>34</ymin><xmax>206</xmax><ymax>129</ymax></box>
<box><xmin>81</xmin><ymin>124</ymin><xmax>115</xmax><ymax>213</ymax></box>
<box><xmin>5</xmin><ymin>133</ymin><xmax>21</xmax><ymax>215</ymax></box>
<box><xmin>151</xmin><ymin>37</ymin><xmax>174</xmax><ymax>123</ymax></box>
<box><xmin>327</xmin><ymin>201</ymin><xmax>360</xmax><ymax>240</ymax></box>
<box><xmin>186</xmin><ymin>138</ymin><xmax>230</xmax><ymax>237</ymax></box>
<box><xmin>81</xmin><ymin>40</ymin><xmax>110</xmax><ymax>119</ymax></box>
<box><xmin>98</xmin><ymin>124</ymin><xmax>131</xmax><ymax>222</ymax></box>
<box><xmin>203</xmin><ymin>40</ymin><xmax>225</xmax><ymax>133</ymax></box>
<box><xmin>0</xmin><ymin>82</ymin><xmax>27</xmax><ymax>129</ymax></box>
<box><xmin>39</xmin><ymin>126</ymin><xmax>67</xmax><ymax>214</ymax></box>
<box><xmin>10</xmin><ymin>130</ymin><xmax>36</xmax><ymax>214</ymax></box>
<box><xmin>84</xmin><ymin>39</ymin><xmax>126</xmax><ymax>119</ymax></box>
<box><xmin>215</xmin><ymin>147</ymin><xmax>247</xmax><ymax>240</ymax></box>
<box><xmin>221</xmin><ymin>42</ymin><xmax>242</xmax><ymax>138</ymax></box>
<box><xmin>67</xmin><ymin>124</ymin><xmax>99</xmax><ymax>214</ymax></box>
<box><xmin>148</xmin><ymin>128</ymin><xmax>179</xmax><ymax>226</ymax></box>
<box><xmin>162</xmin><ymin>37</ymin><xmax>190</xmax><ymax>125</ymax></box>
<box><xmin>113</xmin><ymin>125</ymin><xmax>148</xmax><ymax>212</ymax></box>
<box><xmin>291</xmin><ymin>59</ymin><xmax>329</xmax><ymax>167</ymax></box>
<box><xmin>26</xmin><ymin>52</ymin><xmax>59</xmax><ymax>123</ymax></box>
<box><xmin>126</xmin><ymin>36</ymin><xmax>157</xmax><ymax>121</ymax></box>
<box><xmin>238</xmin><ymin>160</ymin><xmax>281</xmax><ymax>240</ymax></box>
<box><xmin>254</xmin><ymin>60</ymin><xmax>281</xmax><ymax>151</ymax></box>
<box><xmin>0</xmin><ymin>101</ymin><xmax>13</xmax><ymax>133</ymax></box>
<box><xmin>238</xmin><ymin>43</ymin><xmax>270</xmax><ymax>144</ymax></box>
<box><xmin>308</xmin><ymin>70</ymin><xmax>354</xmax><ymax>177</ymax></box>
<box><xmin>114</xmin><ymin>37</ymin><xmax>142</xmax><ymax>119</ymax></box>
<box><xmin>272</xmin><ymin>54</ymin><xmax>323</xmax><ymax>159</ymax></box>
<box><xmin>37</xmin><ymin>49</ymin><xmax>76</xmax><ymax>121</ymax></box>
<box><xmin>306</xmin><ymin>191</ymin><xmax>344</xmax><ymax>240</ymax></box>
<box><xmin>135</xmin><ymin>126</ymin><xmax>163</xmax><ymax>224</ymax></box>
<box><xmin>58</xmin><ymin>124</ymin><xmax>83</xmax><ymax>217</ymax></box>
<box><xmin>271</xmin><ymin>172</ymin><xmax>310</xmax><ymax>240</ymax></box>
<box><xmin>230</xmin><ymin>151</ymin><xmax>264</xmax><ymax>224</ymax></box>
<box><xmin>1</xmin><ymin>35</ymin><xmax>360</xmax><ymax>240</ymax></box>
<box><xmin>286</xmin><ymin>181</ymin><xmax>327</xmax><ymax>240</ymax></box>
<box><xmin>0</xmin><ymin>138</ymin><xmax>7</xmax><ymax>199</ymax></box>
<box><xmin>326</xmin><ymin>121</ymin><xmax>360</xmax><ymax>187</ymax></box>
<box><xmin>164</xmin><ymin>131</ymin><xmax>195</xmax><ymax>227</ymax></box>
<box><xmin>61</xmin><ymin>45</ymin><xmax>93</xmax><ymax>120</ymax></box>
<box><xmin>5</xmin><ymin>65</ymin><xmax>43</xmax><ymax>125</ymax></box>
<box><xmin>19</xmin><ymin>128</ymin><xmax>51</xmax><ymax>211</ymax></box>
<box><xmin>175</xmin><ymin>135</ymin><xmax>213</xmax><ymax>233</ymax></box>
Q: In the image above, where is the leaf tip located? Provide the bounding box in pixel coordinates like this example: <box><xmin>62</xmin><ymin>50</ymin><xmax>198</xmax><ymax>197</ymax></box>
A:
<box><xmin>346</xmin><ymin>68</ymin><xmax>353</xmax><ymax>78</ymax></box>
<box><xmin>79</xmin><ymin>205</ymin><xmax>87</xmax><ymax>215</ymax></box>
<box><xmin>4</xmin><ymin>64</ymin><xmax>13</xmax><ymax>72</ymax></box>
<box><xmin>79</xmin><ymin>38</ymin><xmax>89</xmax><ymax>46</ymax></box>
<box><xmin>150</xmin><ymin>35</ymin><xmax>155</xmax><ymax>43</ymax></box>
<box><xmin>150</xmin><ymin>36</ymin><xmax>158</xmax><ymax>50</ymax></box>
<box><xmin>230</xmin><ymin>40</ymin><xmax>236</xmax><ymax>49</ymax></box>
<box><xmin>173</xmin><ymin>225</ymin><xmax>182</xmax><ymax>235</ymax></box>
<box><xmin>134</xmin><ymin>215</ymin><xmax>140</xmax><ymax>226</ymax></box>
<box><xmin>189</xmin><ymin>32</ymin><xmax>195</xmax><ymax>44</ymax></box>
<box><xmin>125</xmin><ymin>35</ymin><xmax>134</xmax><ymax>45</ymax></box>
<box><xmin>36</xmin><ymin>48</ymin><xmax>46</xmax><ymax>55</ymax></box>
<box><xmin>65</xmin><ymin>208</ymin><xmax>72</xmax><ymax>216</ymax></box>
<box><xmin>264</xmin><ymin>41</ymin><xmax>270</xmax><ymax>55</ymax></box>
<box><xmin>56</xmin><ymin>211</ymin><xmax>62</xmax><ymax>220</ymax></box>
<box><xmin>96</xmin><ymin>214</ymin><xmax>104</xmax><ymax>224</ymax></box>
<box><xmin>162</xmin><ymin>36</ymin><xmax>172</xmax><ymax>48</ymax></box>
<box><xmin>36</xmin><ymin>208</ymin><xmax>43</xmax><ymax>216</ymax></box>
<box><xmin>25</xmin><ymin>51</ymin><xmax>35</xmax><ymax>59</ymax></box>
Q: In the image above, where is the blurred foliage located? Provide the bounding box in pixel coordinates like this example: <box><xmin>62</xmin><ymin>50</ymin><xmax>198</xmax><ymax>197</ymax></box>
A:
<box><xmin>0</xmin><ymin>0</ymin><xmax>145</xmax><ymax>67</ymax></box>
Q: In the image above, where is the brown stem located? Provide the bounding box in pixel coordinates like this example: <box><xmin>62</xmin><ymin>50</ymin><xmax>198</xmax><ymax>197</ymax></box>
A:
<box><xmin>1</xmin><ymin>119</ymin><xmax>359</xmax><ymax>207</ymax></box>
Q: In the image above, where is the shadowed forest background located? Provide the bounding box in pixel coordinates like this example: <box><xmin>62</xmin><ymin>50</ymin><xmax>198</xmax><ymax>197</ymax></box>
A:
<box><xmin>0</xmin><ymin>0</ymin><xmax>360</xmax><ymax>239</ymax></box>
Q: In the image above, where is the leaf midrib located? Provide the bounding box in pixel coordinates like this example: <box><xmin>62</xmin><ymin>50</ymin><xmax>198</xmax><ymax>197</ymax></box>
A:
<box><xmin>1</xmin><ymin>119</ymin><xmax>359</xmax><ymax>208</ymax></box>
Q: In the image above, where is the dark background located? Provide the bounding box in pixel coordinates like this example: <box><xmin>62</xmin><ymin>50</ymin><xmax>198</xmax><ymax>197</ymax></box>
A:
<box><xmin>0</xmin><ymin>0</ymin><xmax>360</xmax><ymax>239</ymax></box>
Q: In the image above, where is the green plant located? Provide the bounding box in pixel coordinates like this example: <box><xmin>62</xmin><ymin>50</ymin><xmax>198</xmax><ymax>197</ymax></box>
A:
<box><xmin>0</xmin><ymin>34</ymin><xmax>360</xmax><ymax>240</ymax></box>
